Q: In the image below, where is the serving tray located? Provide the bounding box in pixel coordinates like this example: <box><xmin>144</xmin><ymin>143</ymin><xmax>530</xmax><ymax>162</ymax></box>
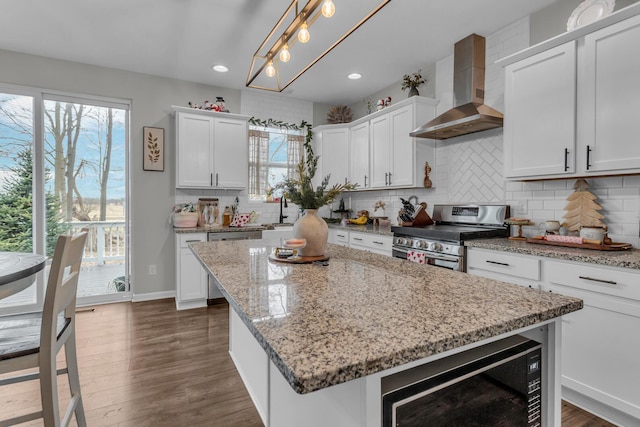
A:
<box><xmin>268</xmin><ymin>254</ymin><xmax>330</xmax><ymax>264</ymax></box>
<box><xmin>525</xmin><ymin>238</ymin><xmax>632</xmax><ymax>251</ymax></box>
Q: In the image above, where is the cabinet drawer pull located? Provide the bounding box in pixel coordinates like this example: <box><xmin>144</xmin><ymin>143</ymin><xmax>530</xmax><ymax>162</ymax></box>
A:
<box><xmin>186</xmin><ymin>240</ymin><xmax>201</xmax><ymax>243</ymax></box>
<box><xmin>353</xmin><ymin>237</ymin><xmax>363</xmax><ymax>241</ymax></box>
<box><xmin>337</xmin><ymin>234</ymin><xmax>345</xmax><ymax>238</ymax></box>
<box><xmin>373</xmin><ymin>241</ymin><xmax>385</xmax><ymax>245</ymax></box>
<box><xmin>579</xmin><ymin>275</ymin><xmax>617</xmax><ymax>285</ymax></box>
<box><xmin>586</xmin><ymin>145</ymin><xmax>592</xmax><ymax>170</ymax></box>
<box><xmin>486</xmin><ymin>260</ymin><xmax>510</xmax><ymax>267</ymax></box>
<box><xmin>564</xmin><ymin>148</ymin><xmax>569</xmax><ymax>171</ymax></box>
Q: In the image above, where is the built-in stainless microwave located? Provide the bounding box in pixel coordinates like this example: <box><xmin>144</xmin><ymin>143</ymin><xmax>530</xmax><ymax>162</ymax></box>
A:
<box><xmin>382</xmin><ymin>335</ymin><xmax>542</xmax><ymax>427</ymax></box>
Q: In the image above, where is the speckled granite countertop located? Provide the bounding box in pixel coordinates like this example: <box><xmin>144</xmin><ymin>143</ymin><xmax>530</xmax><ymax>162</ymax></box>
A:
<box><xmin>174</xmin><ymin>225</ymin><xmax>266</xmax><ymax>234</ymax></box>
<box><xmin>466</xmin><ymin>238</ymin><xmax>640</xmax><ymax>270</ymax></box>
<box><xmin>190</xmin><ymin>240</ymin><xmax>582</xmax><ymax>394</ymax></box>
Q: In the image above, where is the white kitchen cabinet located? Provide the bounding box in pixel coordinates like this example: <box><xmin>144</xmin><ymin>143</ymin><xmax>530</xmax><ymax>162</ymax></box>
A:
<box><xmin>499</xmin><ymin>8</ymin><xmax>640</xmax><ymax>180</ymax></box>
<box><xmin>175</xmin><ymin>233</ymin><xmax>208</xmax><ymax>310</ymax></box>
<box><xmin>467</xmin><ymin>246</ymin><xmax>640</xmax><ymax>425</ymax></box>
<box><xmin>173</xmin><ymin>106</ymin><xmax>250</xmax><ymax>189</ymax></box>
<box><xmin>579</xmin><ymin>14</ymin><xmax>640</xmax><ymax>174</ymax></box>
<box><xmin>316</xmin><ymin>126</ymin><xmax>350</xmax><ymax>188</ymax></box>
<box><xmin>328</xmin><ymin>228</ymin><xmax>349</xmax><ymax>247</ymax></box>
<box><xmin>348</xmin><ymin>232</ymin><xmax>392</xmax><ymax>256</ymax></box>
<box><xmin>315</xmin><ymin>97</ymin><xmax>437</xmax><ymax>191</ymax></box>
<box><xmin>349</xmin><ymin>121</ymin><xmax>370</xmax><ymax>189</ymax></box>
<box><xmin>370</xmin><ymin>99</ymin><xmax>437</xmax><ymax>189</ymax></box>
<box><xmin>466</xmin><ymin>248</ymin><xmax>541</xmax><ymax>289</ymax></box>
<box><xmin>503</xmin><ymin>42</ymin><xmax>577</xmax><ymax>179</ymax></box>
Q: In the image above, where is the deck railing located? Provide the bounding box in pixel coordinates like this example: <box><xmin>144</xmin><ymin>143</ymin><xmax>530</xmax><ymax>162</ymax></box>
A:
<box><xmin>65</xmin><ymin>221</ymin><xmax>126</xmax><ymax>265</ymax></box>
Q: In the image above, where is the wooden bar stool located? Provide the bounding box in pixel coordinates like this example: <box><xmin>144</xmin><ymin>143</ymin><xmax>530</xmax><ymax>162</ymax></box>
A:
<box><xmin>0</xmin><ymin>229</ymin><xmax>88</xmax><ymax>426</ymax></box>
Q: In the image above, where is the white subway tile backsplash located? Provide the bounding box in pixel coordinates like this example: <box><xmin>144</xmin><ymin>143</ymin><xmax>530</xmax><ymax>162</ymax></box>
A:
<box><xmin>622</xmin><ymin>175</ymin><xmax>640</xmax><ymax>188</ymax></box>
<box><xmin>523</xmin><ymin>182</ymin><xmax>544</xmax><ymax>191</ymax></box>
<box><xmin>543</xmin><ymin>180</ymin><xmax>567</xmax><ymax>190</ymax></box>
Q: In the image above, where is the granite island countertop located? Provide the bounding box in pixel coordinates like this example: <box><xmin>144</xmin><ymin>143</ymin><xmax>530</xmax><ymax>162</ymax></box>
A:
<box><xmin>466</xmin><ymin>238</ymin><xmax>640</xmax><ymax>270</ymax></box>
<box><xmin>190</xmin><ymin>240</ymin><xmax>582</xmax><ymax>394</ymax></box>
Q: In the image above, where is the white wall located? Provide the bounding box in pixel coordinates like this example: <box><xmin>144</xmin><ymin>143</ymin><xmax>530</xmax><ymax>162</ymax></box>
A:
<box><xmin>0</xmin><ymin>48</ymin><xmax>240</xmax><ymax>299</ymax></box>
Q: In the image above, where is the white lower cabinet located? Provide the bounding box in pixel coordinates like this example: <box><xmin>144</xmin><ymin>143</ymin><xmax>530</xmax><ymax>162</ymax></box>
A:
<box><xmin>543</xmin><ymin>261</ymin><xmax>640</xmax><ymax>424</ymax></box>
<box><xmin>348</xmin><ymin>232</ymin><xmax>392</xmax><ymax>257</ymax></box>
<box><xmin>328</xmin><ymin>228</ymin><xmax>349</xmax><ymax>247</ymax></box>
<box><xmin>175</xmin><ymin>233</ymin><xmax>208</xmax><ymax>310</ymax></box>
<box><xmin>328</xmin><ymin>228</ymin><xmax>391</xmax><ymax>256</ymax></box>
<box><xmin>467</xmin><ymin>247</ymin><xmax>640</xmax><ymax>425</ymax></box>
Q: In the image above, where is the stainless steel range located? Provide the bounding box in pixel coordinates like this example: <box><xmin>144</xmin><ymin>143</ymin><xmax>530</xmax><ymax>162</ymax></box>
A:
<box><xmin>391</xmin><ymin>204</ymin><xmax>510</xmax><ymax>272</ymax></box>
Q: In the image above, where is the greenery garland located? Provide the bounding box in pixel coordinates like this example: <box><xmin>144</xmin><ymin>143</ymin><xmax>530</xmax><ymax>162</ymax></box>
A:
<box><xmin>248</xmin><ymin>117</ymin><xmax>313</xmax><ymax>147</ymax></box>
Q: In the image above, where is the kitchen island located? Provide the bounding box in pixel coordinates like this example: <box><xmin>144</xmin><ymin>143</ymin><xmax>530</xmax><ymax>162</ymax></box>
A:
<box><xmin>190</xmin><ymin>240</ymin><xmax>582</xmax><ymax>427</ymax></box>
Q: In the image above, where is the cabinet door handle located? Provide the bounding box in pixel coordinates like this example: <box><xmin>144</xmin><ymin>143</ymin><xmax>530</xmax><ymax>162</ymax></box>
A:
<box><xmin>210</xmin><ymin>173</ymin><xmax>213</xmax><ymax>186</ymax></box>
<box><xmin>216</xmin><ymin>173</ymin><xmax>219</xmax><ymax>186</ymax></box>
<box><xmin>486</xmin><ymin>260</ymin><xmax>510</xmax><ymax>267</ymax></box>
<box><xmin>388</xmin><ymin>172</ymin><xmax>392</xmax><ymax>185</ymax></box>
<box><xmin>564</xmin><ymin>148</ymin><xmax>569</xmax><ymax>171</ymax></box>
<box><xmin>364</xmin><ymin>175</ymin><xmax>367</xmax><ymax>187</ymax></box>
<box><xmin>586</xmin><ymin>145</ymin><xmax>592</xmax><ymax>170</ymax></box>
<box><xmin>579</xmin><ymin>275</ymin><xmax>617</xmax><ymax>285</ymax></box>
<box><xmin>384</xmin><ymin>172</ymin><xmax>388</xmax><ymax>186</ymax></box>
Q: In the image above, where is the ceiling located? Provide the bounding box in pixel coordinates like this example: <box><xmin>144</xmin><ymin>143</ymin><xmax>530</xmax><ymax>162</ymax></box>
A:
<box><xmin>0</xmin><ymin>0</ymin><xmax>557</xmax><ymax>105</ymax></box>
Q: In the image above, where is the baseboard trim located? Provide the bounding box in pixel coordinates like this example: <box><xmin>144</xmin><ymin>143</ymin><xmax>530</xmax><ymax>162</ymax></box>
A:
<box><xmin>132</xmin><ymin>290</ymin><xmax>175</xmax><ymax>302</ymax></box>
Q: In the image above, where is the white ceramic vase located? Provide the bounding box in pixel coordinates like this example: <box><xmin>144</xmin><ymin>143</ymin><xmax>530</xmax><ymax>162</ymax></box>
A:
<box><xmin>293</xmin><ymin>209</ymin><xmax>328</xmax><ymax>257</ymax></box>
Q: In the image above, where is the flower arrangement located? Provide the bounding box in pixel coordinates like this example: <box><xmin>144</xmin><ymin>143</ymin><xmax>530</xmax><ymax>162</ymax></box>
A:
<box><xmin>276</xmin><ymin>132</ymin><xmax>357</xmax><ymax>209</ymax></box>
<box><xmin>373</xmin><ymin>200</ymin><xmax>386</xmax><ymax>212</ymax></box>
<box><xmin>401</xmin><ymin>69</ymin><xmax>426</xmax><ymax>92</ymax></box>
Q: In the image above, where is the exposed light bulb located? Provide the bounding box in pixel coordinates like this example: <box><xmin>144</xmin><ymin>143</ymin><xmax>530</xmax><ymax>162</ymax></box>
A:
<box><xmin>265</xmin><ymin>61</ymin><xmax>276</xmax><ymax>78</ymax></box>
<box><xmin>279</xmin><ymin>44</ymin><xmax>290</xmax><ymax>63</ymax></box>
<box><xmin>321</xmin><ymin>0</ymin><xmax>335</xmax><ymax>18</ymax></box>
<box><xmin>298</xmin><ymin>22</ymin><xmax>310</xmax><ymax>43</ymax></box>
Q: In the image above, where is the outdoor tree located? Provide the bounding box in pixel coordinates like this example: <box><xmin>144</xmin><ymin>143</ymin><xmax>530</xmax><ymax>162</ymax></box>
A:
<box><xmin>0</xmin><ymin>150</ymin><xmax>67</xmax><ymax>255</ymax></box>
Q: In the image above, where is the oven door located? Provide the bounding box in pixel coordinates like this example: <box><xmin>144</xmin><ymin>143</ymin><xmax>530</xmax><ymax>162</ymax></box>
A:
<box><xmin>392</xmin><ymin>247</ymin><xmax>463</xmax><ymax>272</ymax></box>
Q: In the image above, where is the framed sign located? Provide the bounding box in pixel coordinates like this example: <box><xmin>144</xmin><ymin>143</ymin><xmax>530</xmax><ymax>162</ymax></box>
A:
<box><xmin>143</xmin><ymin>126</ymin><xmax>164</xmax><ymax>171</ymax></box>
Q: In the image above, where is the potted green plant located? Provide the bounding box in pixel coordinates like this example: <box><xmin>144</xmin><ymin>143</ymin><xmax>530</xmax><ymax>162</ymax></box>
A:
<box><xmin>277</xmin><ymin>136</ymin><xmax>357</xmax><ymax>256</ymax></box>
<box><xmin>401</xmin><ymin>69</ymin><xmax>426</xmax><ymax>97</ymax></box>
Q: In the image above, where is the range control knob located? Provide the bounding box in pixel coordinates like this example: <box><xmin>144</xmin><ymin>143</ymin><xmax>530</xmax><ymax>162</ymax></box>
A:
<box><xmin>417</xmin><ymin>240</ymin><xmax>429</xmax><ymax>249</ymax></box>
<box><xmin>430</xmin><ymin>242</ymin><xmax>443</xmax><ymax>252</ymax></box>
<box><xmin>403</xmin><ymin>238</ymin><xmax>413</xmax><ymax>247</ymax></box>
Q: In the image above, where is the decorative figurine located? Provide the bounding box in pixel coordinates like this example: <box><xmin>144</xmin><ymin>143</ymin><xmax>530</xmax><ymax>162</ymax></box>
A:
<box><xmin>423</xmin><ymin>162</ymin><xmax>432</xmax><ymax>188</ymax></box>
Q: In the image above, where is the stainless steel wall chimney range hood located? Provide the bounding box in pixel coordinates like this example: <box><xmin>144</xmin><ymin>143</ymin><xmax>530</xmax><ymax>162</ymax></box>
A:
<box><xmin>411</xmin><ymin>34</ymin><xmax>503</xmax><ymax>140</ymax></box>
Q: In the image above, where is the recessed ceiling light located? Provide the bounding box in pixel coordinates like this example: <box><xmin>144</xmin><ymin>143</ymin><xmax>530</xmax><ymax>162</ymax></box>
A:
<box><xmin>347</xmin><ymin>73</ymin><xmax>362</xmax><ymax>80</ymax></box>
<box><xmin>212</xmin><ymin>65</ymin><xmax>229</xmax><ymax>72</ymax></box>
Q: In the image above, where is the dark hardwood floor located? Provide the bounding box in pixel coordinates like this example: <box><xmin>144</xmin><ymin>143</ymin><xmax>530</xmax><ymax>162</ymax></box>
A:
<box><xmin>0</xmin><ymin>299</ymin><xmax>617</xmax><ymax>426</ymax></box>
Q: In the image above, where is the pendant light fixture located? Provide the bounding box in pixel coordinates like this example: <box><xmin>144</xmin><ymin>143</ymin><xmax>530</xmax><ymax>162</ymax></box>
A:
<box><xmin>321</xmin><ymin>0</ymin><xmax>335</xmax><ymax>18</ymax></box>
<box><xmin>247</xmin><ymin>0</ymin><xmax>391</xmax><ymax>92</ymax></box>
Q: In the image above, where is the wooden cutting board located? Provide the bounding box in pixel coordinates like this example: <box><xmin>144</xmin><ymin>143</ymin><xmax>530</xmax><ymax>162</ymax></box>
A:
<box><xmin>268</xmin><ymin>254</ymin><xmax>330</xmax><ymax>264</ymax></box>
<box><xmin>525</xmin><ymin>238</ymin><xmax>632</xmax><ymax>251</ymax></box>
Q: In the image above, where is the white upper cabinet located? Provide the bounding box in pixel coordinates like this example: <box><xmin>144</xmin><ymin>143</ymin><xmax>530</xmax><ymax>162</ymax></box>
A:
<box><xmin>499</xmin><ymin>6</ymin><xmax>640</xmax><ymax>180</ymax></box>
<box><xmin>349</xmin><ymin>122</ymin><xmax>370</xmax><ymax>189</ymax></box>
<box><xmin>173</xmin><ymin>106</ymin><xmax>249</xmax><ymax>189</ymax></box>
<box><xmin>504</xmin><ymin>42</ymin><xmax>577</xmax><ymax>178</ymax></box>
<box><xmin>580</xmin><ymin>14</ymin><xmax>640</xmax><ymax>174</ymax></box>
<box><xmin>317</xmin><ymin>127</ymin><xmax>350</xmax><ymax>188</ymax></box>
<box><xmin>316</xmin><ymin>97</ymin><xmax>437</xmax><ymax>191</ymax></box>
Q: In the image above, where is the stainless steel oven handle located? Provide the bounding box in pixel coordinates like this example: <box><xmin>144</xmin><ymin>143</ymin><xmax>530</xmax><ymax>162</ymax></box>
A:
<box><xmin>393</xmin><ymin>247</ymin><xmax>460</xmax><ymax>263</ymax></box>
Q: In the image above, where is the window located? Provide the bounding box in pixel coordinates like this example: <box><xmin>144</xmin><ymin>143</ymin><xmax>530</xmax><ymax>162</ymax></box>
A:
<box><xmin>248</xmin><ymin>126</ymin><xmax>304</xmax><ymax>201</ymax></box>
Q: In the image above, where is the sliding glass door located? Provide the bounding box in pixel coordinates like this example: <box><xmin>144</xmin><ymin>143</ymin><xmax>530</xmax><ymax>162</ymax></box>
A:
<box><xmin>0</xmin><ymin>87</ymin><xmax>130</xmax><ymax>313</ymax></box>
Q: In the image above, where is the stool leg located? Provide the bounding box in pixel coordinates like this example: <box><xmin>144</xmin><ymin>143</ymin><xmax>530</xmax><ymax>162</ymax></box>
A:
<box><xmin>40</xmin><ymin>355</ymin><xmax>61</xmax><ymax>427</ymax></box>
<box><xmin>65</xmin><ymin>334</ymin><xmax>86</xmax><ymax>426</ymax></box>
